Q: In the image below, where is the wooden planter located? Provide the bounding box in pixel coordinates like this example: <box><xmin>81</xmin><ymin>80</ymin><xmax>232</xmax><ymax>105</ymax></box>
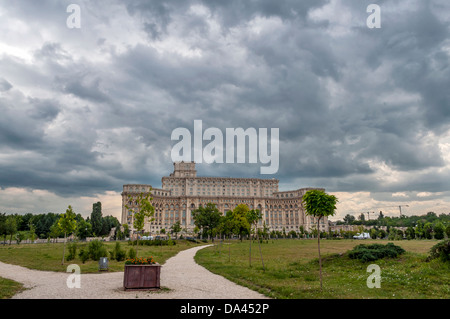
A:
<box><xmin>123</xmin><ymin>263</ymin><xmax>161</xmax><ymax>290</ymax></box>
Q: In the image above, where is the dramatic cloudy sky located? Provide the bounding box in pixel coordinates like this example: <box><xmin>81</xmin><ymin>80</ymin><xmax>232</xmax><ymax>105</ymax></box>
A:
<box><xmin>1</xmin><ymin>0</ymin><xmax>450</xmax><ymax>220</ymax></box>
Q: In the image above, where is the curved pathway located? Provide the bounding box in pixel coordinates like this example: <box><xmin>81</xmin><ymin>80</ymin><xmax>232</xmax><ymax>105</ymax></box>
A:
<box><xmin>0</xmin><ymin>245</ymin><xmax>268</xmax><ymax>299</ymax></box>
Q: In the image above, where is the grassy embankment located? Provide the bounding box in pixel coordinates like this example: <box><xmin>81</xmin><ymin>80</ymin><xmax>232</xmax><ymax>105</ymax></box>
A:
<box><xmin>195</xmin><ymin>239</ymin><xmax>449</xmax><ymax>299</ymax></box>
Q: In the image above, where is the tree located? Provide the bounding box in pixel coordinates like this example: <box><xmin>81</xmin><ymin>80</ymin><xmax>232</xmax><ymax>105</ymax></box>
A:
<box><xmin>102</xmin><ymin>215</ymin><xmax>120</xmax><ymax>237</ymax></box>
<box><xmin>433</xmin><ymin>222</ymin><xmax>445</xmax><ymax>240</ymax></box>
<box><xmin>91</xmin><ymin>202</ymin><xmax>103</xmax><ymax>236</ymax></box>
<box><xmin>302</xmin><ymin>189</ymin><xmax>338</xmax><ymax>290</ymax></box>
<box><xmin>343</xmin><ymin>214</ymin><xmax>355</xmax><ymax>225</ymax></box>
<box><xmin>230</xmin><ymin>204</ymin><xmax>251</xmax><ymax>241</ymax></box>
<box><xmin>378</xmin><ymin>229</ymin><xmax>386</xmax><ymax>239</ymax></box>
<box><xmin>76</xmin><ymin>218</ymin><xmax>92</xmax><ymax>240</ymax></box>
<box><xmin>299</xmin><ymin>225</ymin><xmax>305</xmax><ymax>238</ymax></box>
<box><xmin>4</xmin><ymin>215</ymin><xmax>18</xmax><ymax>245</ymax></box>
<box><xmin>58</xmin><ymin>205</ymin><xmax>78</xmax><ymax>264</ymax></box>
<box><xmin>122</xmin><ymin>224</ymin><xmax>130</xmax><ymax>238</ymax></box>
<box><xmin>49</xmin><ymin>221</ymin><xmax>61</xmax><ymax>243</ymax></box>
<box><xmin>171</xmin><ymin>220</ymin><xmax>182</xmax><ymax>239</ymax></box>
<box><xmin>31</xmin><ymin>213</ymin><xmax>59</xmax><ymax>238</ymax></box>
<box><xmin>423</xmin><ymin>222</ymin><xmax>433</xmax><ymax>239</ymax></box>
<box><xmin>370</xmin><ymin>228</ymin><xmax>378</xmax><ymax>239</ymax></box>
<box><xmin>0</xmin><ymin>213</ymin><xmax>6</xmax><ymax>244</ymax></box>
<box><xmin>192</xmin><ymin>203</ymin><xmax>222</xmax><ymax>240</ymax></box>
<box><xmin>29</xmin><ymin>222</ymin><xmax>37</xmax><ymax>243</ymax></box>
<box><xmin>405</xmin><ymin>226</ymin><xmax>415</xmax><ymax>240</ymax></box>
<box><xmin>415</xmin><ymin>221</ymin><xmax>424</xmax><ymax>239</ymax></box>
<box><xmin>125</xmin><ymin>192</ymin><xmax>155</xmax><ymax>256</ymax></box>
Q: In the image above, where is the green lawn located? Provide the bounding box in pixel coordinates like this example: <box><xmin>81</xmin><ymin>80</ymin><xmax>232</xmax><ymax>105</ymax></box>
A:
<box><xmin>0</xmin><ymin>277</ymin><xmax>25</xmax><ymax>299</ymax></box>
<box><xmin>0</xmin><ymin>240</ymin><xmax>203</xmax><ymax>273</ymax></box>
<box><xmin>194</xmin><ymin>239</ymin><xmax>450</xmax><ymax>299</ymax></box>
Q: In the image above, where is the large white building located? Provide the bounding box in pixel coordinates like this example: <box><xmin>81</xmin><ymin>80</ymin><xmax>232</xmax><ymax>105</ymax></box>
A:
<box><xmin>121</xmin><ymin>162</ymin><xmax>329</xmax><ymax>234</ymax></box>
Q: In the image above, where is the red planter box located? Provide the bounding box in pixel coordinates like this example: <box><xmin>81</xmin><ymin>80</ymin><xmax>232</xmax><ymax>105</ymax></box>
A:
<box><xmin>123</xmin><ymin>264</ymin><xmax>161</xmax><ymax>290</ymax></box>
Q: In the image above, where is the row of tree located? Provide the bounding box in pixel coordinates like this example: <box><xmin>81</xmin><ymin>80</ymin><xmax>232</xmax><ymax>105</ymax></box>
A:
<box><xmin>337</xmin><ymin>211</ymin><xmax>450</xmax><ymax>240</ymax></box>
<box><xmin>339</xmin><ymin>211</ymin><xmax>450</xmax><ymax>228</ymax></box>
<box><xmin>191</xmin><ymin>203</ymin><xmax>262</xmax><ymax>240</ymax></box>
<box><xmin>0</xmin><ymin>202</ymin><xmax>121</xmax><ymax>244</ymax></box>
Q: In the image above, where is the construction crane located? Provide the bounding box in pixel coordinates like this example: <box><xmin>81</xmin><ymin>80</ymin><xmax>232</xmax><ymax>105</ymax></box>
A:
<box><xmin>364</xmin><ymin>211</ymin><xmax>376</xmax><ymax>220</ymax></box>
<box><xmin>397</xmin><ymin>205</ymin><xmax>409</xmax><ymax>217</ymax></box>
<box><xmin>374</xmin><ymin>205</ymin><xmax>409</xmax><ymax>217</ymax></box>
<box><xmin>361</xmin><ymin>204</ymin><xmax>409</xmax><ymax>218</ymax></box>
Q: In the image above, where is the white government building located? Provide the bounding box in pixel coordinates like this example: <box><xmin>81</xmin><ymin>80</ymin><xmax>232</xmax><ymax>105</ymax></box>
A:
<box><xmin>121</xmin><ymin>162</ymin><xmax>329</xmax><ymax>235</ymax></box>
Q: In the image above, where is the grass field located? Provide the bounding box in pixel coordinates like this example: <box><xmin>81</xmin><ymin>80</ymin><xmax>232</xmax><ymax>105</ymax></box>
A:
<box><xmin>194</xmin><ymin>239</ymin><xmax>450</xmax><ymax>299</ymax></box>
<box><xmin>0</xmin><ymin>240</ymin><xmax>202</xmax><ymax>273</ymax></box>
<box><xmin>0</xmin><ymin>277</ymin><xmax>25</xmax><ymax>299</ymax></box>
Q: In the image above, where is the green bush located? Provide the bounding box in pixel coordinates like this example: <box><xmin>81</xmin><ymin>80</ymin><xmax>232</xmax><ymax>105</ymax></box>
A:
<box><xmin>112</xmin><ymin>242</ymin><xmax>126</xmax><ymax>261</ymax></box>
<box><xmin>66</xmin><ymin>242</ymin><xmax>77</xmax><ymax>261</ymax></box>
<box><xmin>128</xmin><ymin>247</ymin><xmax>136</xmax><ymax>259</ymax></box>
<box><xmin>427</xmin><ymin>239</ymin><xmax>450</xmax><ymax>262</ymax></box>
<box><xmin>348</xmin><ymin>243</ymin><xmax>405</xmax><ymax>262</ymax></box>
<box><xmin>87</xmin><ymin>240</ymin><xmax>108</xmax><ymax>261</ymax></box>
<box><xmin>79</xmin><ymin>247</ymin><xmax>89</xmax><ymax>263</ymax></box>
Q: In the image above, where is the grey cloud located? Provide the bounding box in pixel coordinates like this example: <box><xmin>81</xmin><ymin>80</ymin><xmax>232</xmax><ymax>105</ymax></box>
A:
<box><xmin>0</xmin><ymin>78</ymin><xmax>13</xmax><ymax>92</ymax></box>
<box><xmin>201</xmin><ymin>0</ymin><xmax>329</xmax><ymax>29</ymax></box>
<box><xmin>1</xmin><ymin>0</ymin><xmax>450</xmax><ymax>202</ymax></box>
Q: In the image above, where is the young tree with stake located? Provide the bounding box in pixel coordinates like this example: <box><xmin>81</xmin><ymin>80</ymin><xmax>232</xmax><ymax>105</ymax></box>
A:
<box><xmin>247</xmin><ymin>209</ymin><xmax>265</xmax><ymax>270</ymax></box>
<box><xmin>302</xmin><ymin>189</ymin><xmax>338</xmax><ymax>290</ymax></box>
<box><xmin>58</xmin><ymin>205</ymin><xmax>77</xmax><ymax>265</ymax></box>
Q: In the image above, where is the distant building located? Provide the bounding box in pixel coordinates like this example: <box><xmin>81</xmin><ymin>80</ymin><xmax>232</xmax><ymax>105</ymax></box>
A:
<box><xmin>121</xmin><ymin>162</ymin><xmax>328</xmax><ymax>234</ymax></box>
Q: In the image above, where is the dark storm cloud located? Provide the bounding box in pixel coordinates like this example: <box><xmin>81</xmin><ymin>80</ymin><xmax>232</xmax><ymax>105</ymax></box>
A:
<box><xmin>0</xmin><ymin>94</ymin><xmax>59</xmax><ymax>150</ymax></box>
<box><xmin>200</xmin><ymin>0</ymin><xmax>329</xmax><ymax>28</ymax></box>
<box><xmin>0</xmin><ymin>0</ymin><xmax>450</xmax><ymax>202</ymax></box>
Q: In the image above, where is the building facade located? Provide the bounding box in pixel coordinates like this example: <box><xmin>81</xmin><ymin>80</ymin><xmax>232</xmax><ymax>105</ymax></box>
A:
<box><xmin>121</xmin><ymin>162</ymin><xmax>329</xmax><ymax>235</ymax></box>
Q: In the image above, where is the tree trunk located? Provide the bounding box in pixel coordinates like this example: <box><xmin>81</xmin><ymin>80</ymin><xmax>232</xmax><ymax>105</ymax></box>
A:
<box><xmin>249</xmin><ymin>231</ymin><xmax>252</xmax><ymax>267</ymax></box>
<box><xmin>257</xmin><ymin>229</ymin><xmax>265</xmax><ymax>272</ymax></box>
<box><xmin>136</xmin><ymin>237</ymin><xmax>139</xmax><ymax>258</ymax></box>
<box><xmin>317</xmin><ymin>219</ymin><xmax>322</xmax><ymax>289</ymax></box>
<box><xmin>62</xmin><ymin>232</ymin><xmax>66</xmax><ymax>265</ymax></box>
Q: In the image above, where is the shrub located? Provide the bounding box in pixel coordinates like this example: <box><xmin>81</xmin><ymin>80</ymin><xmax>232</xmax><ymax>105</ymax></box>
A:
<box><xmin>348</xmin><ymin>243</ymin><xmax>405</xmax><ymax>262</ymax></box>
<box><xmin>79</xmin><ymin>247</ymin><xmax>89</xmax><ymax>263</ymax></box>
<box><xmin>67</xmin><ymin>242</ymin><xmax>77</xmax><ymax>261</ymax></box>
<box><xmin>128</xmin><ymin>247</ymin><xmax>136</xmax><ymax>259</ymax></box>
<box><xmin>88</xmin><ymin>240</ymin><xmax>108</xmax><ymax>261</ymax></box>
<box><xmin>112</xmin><ymin>242</ymin><xmax>126</xmax><ymax>261</ymax></box>
<box><xmin>427</xmin><ymin>239</ymin><xmax>450</xmax><ymax>262</ymax></box>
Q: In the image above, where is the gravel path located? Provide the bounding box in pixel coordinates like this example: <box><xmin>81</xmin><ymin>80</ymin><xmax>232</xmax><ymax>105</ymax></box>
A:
<box><xmin>0</xmin><ymin>244</ymin><xmax>269</xmax><ymax>299</ymax></box>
